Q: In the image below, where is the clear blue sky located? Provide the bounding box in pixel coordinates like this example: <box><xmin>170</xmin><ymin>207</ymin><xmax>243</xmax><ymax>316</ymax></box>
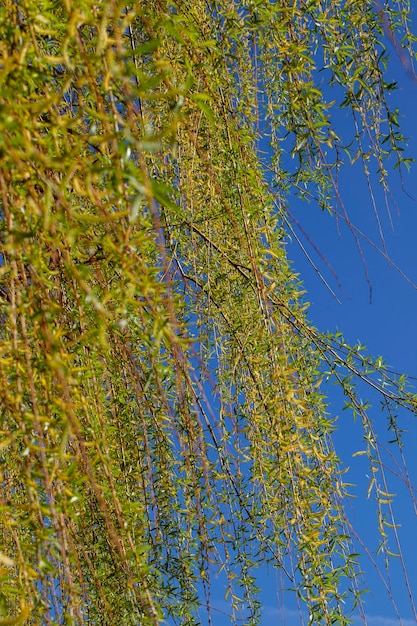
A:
<box><xmin>279</xmin><ymin>29</ymin><xmax>417</xmax><ymax>626</ymax></box>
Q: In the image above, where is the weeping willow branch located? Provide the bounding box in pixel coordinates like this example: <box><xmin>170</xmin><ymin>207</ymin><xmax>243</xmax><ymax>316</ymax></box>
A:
<box><xmin>0</xmin><ymin>0</ymin><xmax>416</xmax><ymax>625</ymax></box>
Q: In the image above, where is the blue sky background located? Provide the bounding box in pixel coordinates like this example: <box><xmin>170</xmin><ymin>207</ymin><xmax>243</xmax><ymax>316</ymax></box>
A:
<box><xmin>273</xmin><ymin>24</ymin><xmax>417</xmax><ymax>626</ymax></box>
<box><xmin>191</xmin><ymin>14</ymin><xmax>417</xmax><ymax>626</ymax></box>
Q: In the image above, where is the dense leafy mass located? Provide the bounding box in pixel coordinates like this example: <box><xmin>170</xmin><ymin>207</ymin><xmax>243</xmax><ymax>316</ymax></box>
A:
<box><xmin>0</xmin><ymin>1</ymin><xmax>416</xmax><ymax>624</ymax></box>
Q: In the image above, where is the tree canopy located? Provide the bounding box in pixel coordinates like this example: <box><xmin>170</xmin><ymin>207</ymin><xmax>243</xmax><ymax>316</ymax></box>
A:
<box><xmin>0</xmin><ymin>0</ymin><xmax>416</xmax><ymax>624</ymax></box>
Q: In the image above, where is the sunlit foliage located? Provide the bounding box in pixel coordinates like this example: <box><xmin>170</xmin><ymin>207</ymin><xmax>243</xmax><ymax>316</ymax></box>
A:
<box><xmin>0</xmin><ymin>0</ymin><xmax>416</xmax><ymax>624</ymax></box>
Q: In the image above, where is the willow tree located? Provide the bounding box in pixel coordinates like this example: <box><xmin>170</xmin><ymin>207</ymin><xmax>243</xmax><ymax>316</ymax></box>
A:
<box><xmin>0</xmin><ymin>0</ymin><xmax>416</xmax><ymax>624</ymax></box>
